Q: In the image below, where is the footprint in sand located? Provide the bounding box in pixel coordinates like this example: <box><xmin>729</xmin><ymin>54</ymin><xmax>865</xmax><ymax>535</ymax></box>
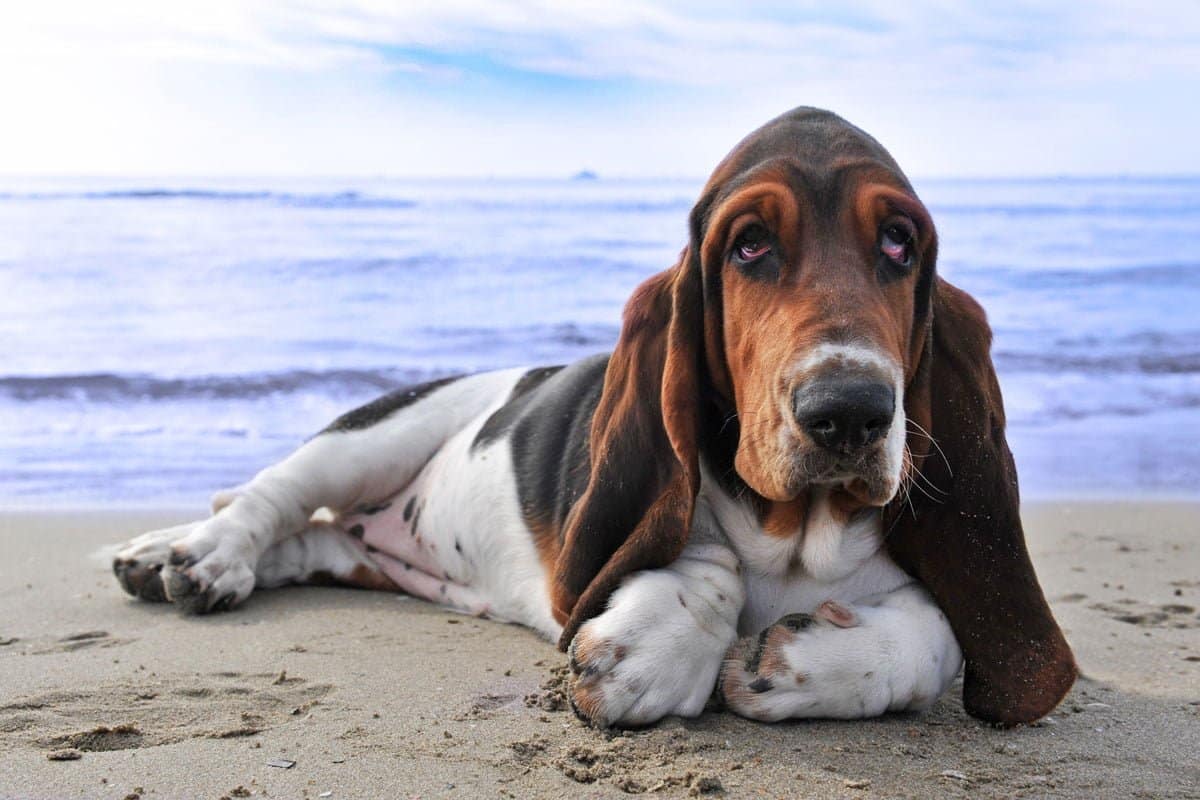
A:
<box><xmin>0</xmin><ymin>672</ymin><xmax>333</xmax><ymax>753</ymax></box>
<box><xmin>25</xmin><ymin>630</ymin><xmax>135</xmax><ymax>655</ymax></box>
<box><xmin>1089</xmin><ymin>600</ymin><xmax>1199</xmax><ymax>629</ymax></box>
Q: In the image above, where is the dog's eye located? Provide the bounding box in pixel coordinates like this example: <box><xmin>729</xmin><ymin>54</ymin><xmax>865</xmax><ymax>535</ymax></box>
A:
<box><xmin>880</xmin><ymin>223</ymin><xmax>913</xmax><ymax>267</ymax></box>
<box><xmin>734</xmin><ymin>226</ymin><xmax>771</xmax><ymax>262</ymax></box>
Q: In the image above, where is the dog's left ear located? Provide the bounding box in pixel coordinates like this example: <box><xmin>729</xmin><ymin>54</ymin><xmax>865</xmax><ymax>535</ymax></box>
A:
<box><xmin>885</xmin><ymin>278</ymin><xmax>1077</xmax><ymax>726</ymax></box>
<box><xmin>552</xmin><ymin>249</ymin><xmax>704</xmax><ymax>651</ymax></box>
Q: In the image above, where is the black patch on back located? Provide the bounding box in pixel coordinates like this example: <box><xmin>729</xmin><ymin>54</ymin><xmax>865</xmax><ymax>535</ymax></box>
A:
<box><xmin>321</xmin><ymin>375</ymin><xmax>463</xmax><ymax>433</ymax></box>
<box><xmin>471</xmin><ymin>365</ymin><xmax>566</xmax><ymax>452</ymax></box>
<box><xmin>506</xmin><ymin>354</ymin><xmax>610</xmax><ymax>541</ymax></box>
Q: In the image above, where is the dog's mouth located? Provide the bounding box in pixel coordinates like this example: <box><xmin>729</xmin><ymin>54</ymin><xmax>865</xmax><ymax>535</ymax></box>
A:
<box><xmin>787</xmin><ymin>448</ymin><xmax>897</xmax><ymax>506</ymax></box>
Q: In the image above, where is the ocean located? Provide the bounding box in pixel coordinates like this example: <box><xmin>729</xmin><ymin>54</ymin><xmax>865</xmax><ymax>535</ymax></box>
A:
<box><xmin>2</xmin><ymin>176</ymin><xmax>1197</xmax><ymax>507</ymax></box>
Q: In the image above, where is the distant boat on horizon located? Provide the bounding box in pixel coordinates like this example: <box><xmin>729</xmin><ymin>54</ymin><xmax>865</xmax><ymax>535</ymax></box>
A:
<box><xmin>571</xmin><ymin>169</ymin><xmax>599</xmax><ymax>181</ymax></box>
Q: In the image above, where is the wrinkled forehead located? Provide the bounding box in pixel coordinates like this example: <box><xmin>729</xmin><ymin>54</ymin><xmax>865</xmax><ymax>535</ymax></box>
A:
<box><xmin>696</xmin><ymin>109</ymin><xmax>914</xmax><ymax>225</ymax></box>
<box><xmin>702</xmin><ymin>159</ymin><xmax>920</xmax><ymax>242</ymax></box>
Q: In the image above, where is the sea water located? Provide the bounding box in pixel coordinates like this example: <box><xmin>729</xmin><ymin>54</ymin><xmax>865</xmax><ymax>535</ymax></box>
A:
<box><xmin>2</xmin><ymin>176</ymin><xmax>1197</xmax><ymax>506</ymax></box>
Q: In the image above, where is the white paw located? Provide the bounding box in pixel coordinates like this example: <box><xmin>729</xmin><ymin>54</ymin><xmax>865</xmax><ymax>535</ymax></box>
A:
<box><xmin>718</xmin><ymin>596</ymin><xmax>961</xmax><ymax>722</ymax></box>
<box><xmin>567</xmin><ymin>567</ymin><xmax>740</xmax><ymax>727</ymax></box>
<box><xmin>113</xmin><ymin>518</ymin><xmax>258</xmax><ymax>614</ymax></box>
<box><xmin>718</xmin><ymin>602</ymin><xmax>874</xmax><ymax>721</ymax></box>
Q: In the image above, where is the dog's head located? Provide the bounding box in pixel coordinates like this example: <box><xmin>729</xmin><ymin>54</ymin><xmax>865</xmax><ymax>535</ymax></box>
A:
<box><xmin>690</xmin><ymin>108</ymin><xmax>934</xmax><ymax>507</ymax></box>
<box><xmin>552</xmin><ymin>107</ymin><xmax>1075</xmax><ymax>726</ymax></box>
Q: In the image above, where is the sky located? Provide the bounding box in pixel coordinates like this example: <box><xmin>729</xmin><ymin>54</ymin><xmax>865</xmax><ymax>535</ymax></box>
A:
<box><xmin>3</xmin><ymin>1</ymin><xmax>1199</xmax><ymax>178</ymax></box>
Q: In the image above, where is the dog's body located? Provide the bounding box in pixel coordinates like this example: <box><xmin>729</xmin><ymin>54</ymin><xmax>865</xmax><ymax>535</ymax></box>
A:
<box><xmin>113</xmin><ymin>108</ymin><xmax>1076</xmax><ymax>728</ymax></box>
<box><xmin>116</xmin><ymin>357</ymin><xmax>959</xmax><ymax>725</ymax></box>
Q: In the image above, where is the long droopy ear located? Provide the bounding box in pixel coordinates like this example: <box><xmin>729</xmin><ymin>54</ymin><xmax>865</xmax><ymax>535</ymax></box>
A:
<box><xmin>552</xmin><ymin>252</ymin><xmax>704</xmax><ymax>651</ymax></box>
<box><xmin>885</xmin><ymin>278</ymin><xmax>1077</xmax><ymax>726</ymax></box>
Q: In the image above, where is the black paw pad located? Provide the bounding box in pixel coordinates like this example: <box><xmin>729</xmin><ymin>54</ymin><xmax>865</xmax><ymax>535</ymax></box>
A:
<box><xmin>778</xmin><ymin>613</ymin><xmax>815</xmax><ymax>632</ymax></box>
<box><xmin>748</xmin><ymin>677</ymin><xmax>774</xmax><ymax>694</ymax></box>
<box><xmin>113</xmin><ymin>560</ymin><xmax>167</xmax><ymax>602</ymax></box>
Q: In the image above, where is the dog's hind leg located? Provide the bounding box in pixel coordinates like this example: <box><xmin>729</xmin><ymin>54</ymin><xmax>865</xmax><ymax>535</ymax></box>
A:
<box><xmin>112</xmin><ymin>368</ymin><xmax>526</xmax><ymax>614</ymax></box>
<box><xmin>253</xmin><ymin>523</ymin><xmax>399</xmax><ymax>593</ymax></box>
<box><xmin>254</xmin><ymin>524</ymin><xmax>490</xmax><ymax>614</ymax></box>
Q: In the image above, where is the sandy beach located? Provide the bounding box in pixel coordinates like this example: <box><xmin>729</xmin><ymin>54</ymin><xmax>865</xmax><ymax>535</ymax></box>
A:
<box><xmin>0</xmin><ymin>502</ymin><xmax>1196</xmax><ymax>799</ymax></box>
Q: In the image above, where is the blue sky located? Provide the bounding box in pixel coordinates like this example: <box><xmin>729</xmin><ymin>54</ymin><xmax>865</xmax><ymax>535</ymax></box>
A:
<box><xmin>3</xmin><ymin>1</ymin><xmax>1199</xmax><ymax>177</ymax></box>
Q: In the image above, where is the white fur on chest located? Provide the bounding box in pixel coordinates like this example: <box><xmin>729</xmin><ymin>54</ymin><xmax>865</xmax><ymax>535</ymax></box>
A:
<box><xmin>699</xmin><ymin>472</ymin><xmax>913</xmax><ymax>636</ymax></box>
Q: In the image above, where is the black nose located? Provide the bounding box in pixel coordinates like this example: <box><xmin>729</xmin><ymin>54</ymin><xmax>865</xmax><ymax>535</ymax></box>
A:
<box><xmin>794</xmin><ymin>379</ymin><xmax>895</xmax><ymax>453</ymax></box>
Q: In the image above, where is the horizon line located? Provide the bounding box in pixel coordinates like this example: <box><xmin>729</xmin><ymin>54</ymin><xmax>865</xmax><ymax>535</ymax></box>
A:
<box><xmin>2</xmin><ymin>172</ymin><xmax>1200</xmax><ymax>183</ymax></box>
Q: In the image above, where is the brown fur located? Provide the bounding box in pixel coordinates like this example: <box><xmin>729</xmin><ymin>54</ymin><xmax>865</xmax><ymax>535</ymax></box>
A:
<box><xmin>760</xmin><ymin>497</ymin><xmax>809</xmax><ymax>539</ymax></box>
<box><xmin>295</xmin><ymin>563</ymin><xmax>401</xmax><ymax>593</ymax></box>
<box><xmin>527</xmin><ymin>518</ymin><xmax>563</xmax><ymax>577</ymax></box>
<box><xmin>568</xmin><ymin>630</ymin><xmax>629</xmax><ymax>717</ymax></box>
<box><xmin>345</xmin><ymin>564</ymin><xmax>401</xmax><ymax>592</ymax></box>
<box><xmin>756</xmin><ymin>625</ymin><xmax>799</xmax><ymax>678</ymax></box>
<box><xmin>714</xmin><ymin>171</ymin><xmax>926</xmax><ymax>503</ymax></box>
<box><xmin>551</xmin><ymin>107</ymin><xmax>1075</xmax><ymax>726</ymax></box>
<box><xmin>568</xmin><ymin>628</ymin><xmax>603</xmax><ymax>669</ymax></box>
<box><xmin>569</xmin><ymin>682</ymin><xmax>606</xmax><ymax>722</ymax></box>
<box><xmin>551</xmin><ymin>265</ymin><xmax>703</xmax><ymax>631</ymax></box>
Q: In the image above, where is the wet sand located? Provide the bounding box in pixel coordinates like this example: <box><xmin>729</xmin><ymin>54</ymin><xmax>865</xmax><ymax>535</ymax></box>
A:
<box><xmin>0</xmin><ymin>502</ymin><xmax>1197</xmax><ymax>799</ymax></box>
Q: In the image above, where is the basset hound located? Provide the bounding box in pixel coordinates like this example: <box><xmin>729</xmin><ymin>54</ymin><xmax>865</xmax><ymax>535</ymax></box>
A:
<box><xmin>112</xmin><ymin>107</ymin><xmax>1077</xmax><ymax>728</ymax></box>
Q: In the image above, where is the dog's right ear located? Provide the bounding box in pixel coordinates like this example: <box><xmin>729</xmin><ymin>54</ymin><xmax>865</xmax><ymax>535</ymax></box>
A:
<box><xmin>551</xmin><ymin>250</ymin><xmax>705</xmax><ymax>651</ymax></box>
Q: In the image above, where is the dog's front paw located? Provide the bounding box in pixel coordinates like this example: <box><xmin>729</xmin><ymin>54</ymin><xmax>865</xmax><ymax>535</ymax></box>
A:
<box><xmin>568</xmin><ymin>622</ymin><xmax>721</xmax><ymax>728</ymax></box>
<box><xmin>566</xmin><ymin>572</ymin><xmax>738</xmax><ymax>727</ymax></box>
<box><xmin>718</xmin><ymin>602</ymin><xmax>870</xmax><ymax>722</ymax></box>
<box><xmin>113</xmin><ymin>520</ymin><xmax>257</xmax><ymax>614</ymax></box>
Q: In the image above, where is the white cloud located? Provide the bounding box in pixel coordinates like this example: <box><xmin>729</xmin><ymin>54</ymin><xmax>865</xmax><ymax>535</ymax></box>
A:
<box><xmin>1</xmin><ymin>1</ymin><xmax>1198</xmax><ymax>176</ymax></box>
